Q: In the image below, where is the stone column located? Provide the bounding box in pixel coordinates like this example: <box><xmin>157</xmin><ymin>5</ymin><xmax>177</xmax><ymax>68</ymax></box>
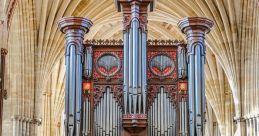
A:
<box><xmin>58</xmin><ymin>17</ymin><xmax>92</xmax><ymax>136</ymax></box>
<box><xmin>178</xmin><ymin>17</ymin><xmax>214</xmax><ymax>136</ymax></box>
<box><xmin>0</xmin><ymin>48</ymin><xmax>7</xmax><ymax>136</ymax></box>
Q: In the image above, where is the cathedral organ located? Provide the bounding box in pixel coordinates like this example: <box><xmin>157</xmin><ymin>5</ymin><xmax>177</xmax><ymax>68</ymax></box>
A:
<box><xmin>82</xmin><ymin>39</ymin><xmax>186</xmax><ymax>136</ymax></box>
<box><xmin>58</xmin><ymin>1</ymin><xmax>213</xmax><ymax>136</ymax></box>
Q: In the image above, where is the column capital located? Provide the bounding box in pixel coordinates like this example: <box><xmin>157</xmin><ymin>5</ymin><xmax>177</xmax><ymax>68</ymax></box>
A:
<box><xmin>58</xmin><ymin>17</ymin><xmax>93</xmax><ymax>34</ymax></box>
<box><xmin>178</xmin><ymin>17</ymin><xmax>214</xmax><ymax>35</ymax></box>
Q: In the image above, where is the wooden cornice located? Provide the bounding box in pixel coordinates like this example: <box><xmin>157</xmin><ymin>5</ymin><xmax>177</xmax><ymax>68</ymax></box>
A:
<box><xmin>84</xmin><ymin>39</ymin><xmax>186</xmax><ymax>47</ymax></box>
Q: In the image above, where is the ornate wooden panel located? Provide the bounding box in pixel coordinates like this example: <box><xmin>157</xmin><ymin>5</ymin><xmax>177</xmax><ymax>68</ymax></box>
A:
<box><xmin>93</xmin><ymin>51</ymin><xmax>123</xmax><ymax>80</ymax></box>
<box><xmin>84</xmin><ymin>39</ymin><xmax>186</xmax><ymax>106</ymax></box>
<box><xmin>147</xmin><ymin>51</ymin><xmax>177</xmax><ymax>80</ymax></box>
<box><xmin>83</xmin><ymin>39</ymin><xmax>187</xmax><ymax>136</ymax></box>
<box><xmin>85</xmin><ymin>40</ymin><xmax>124</xmax><ymax>108</ymax></box>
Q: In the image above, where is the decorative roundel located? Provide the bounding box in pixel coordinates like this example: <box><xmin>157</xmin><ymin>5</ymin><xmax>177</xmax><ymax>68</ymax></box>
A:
<box><xmin>150</xmin><ymin>54</ymin><xmax>175</xmax><ymax>77</ymax></box>
<box><xmin>96</xmin><ymin>53</ymin><xmax>120</xmax><ymax>77</ymax></box>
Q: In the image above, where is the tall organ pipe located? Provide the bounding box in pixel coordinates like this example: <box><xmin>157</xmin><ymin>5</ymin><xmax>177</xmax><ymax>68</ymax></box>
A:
<box><xmin>83</xmin><ymin>47</ymin><xmax>93</xmax><ymax>79</ymax></box>
<box><xmin>82</xmin><ymin>46</ymin><xmax>93</xmax><ymax>136</ymax></box>
<box><xmin>123</xmin><ymin>31</ymin><xmax>129</xmax><ymax>114</ymax></box>
<box><xmin>94</xmin><ymin>87</ymin><xmax>122</xmax><ymax>136</ymax></box>
<box><xmin>132</xmin><ymin>18</ymin><xmax>139</xmax><ymax>115</ymax></box>
<box><xmin>178</xmin><ymin>45</ymin><xmax>187</xmax><ymax>80</ymax></box>
<box><xmin>58</xmin><ymin>17</ymin><xmax>92</xmax><ymax>136</ymax></box>
<box><xmin>178</xmin><ymin>45</ymin><xmax>188</xmax><ymax>136</ymax></box>
<box><xmin>141</xmin><ymin>32</ymin><xmax>147</xmax><ymax>114</ymax></box>
<box><xmin>82</xmin><ymin>97</ymin><xmax>90</xmax><ymax>136</ymax></box>
<box><xmin>128</xmin><ymin>27</ymin><xmax>133</xmax><ymax>114</ymax></box>
<box><xmin>178</xmin><ymin>17</ymin><xmax>213</xmax><ymax>136</ymax></box>
<box><xmin>148</xmin><ymin>87</ymin><xmax>177</xmax><ymax>136</ymax></box>
<box><xmin>123</xmin><ymin>1</ymin><xmax>147</xmax><ymax>116</ymax></box>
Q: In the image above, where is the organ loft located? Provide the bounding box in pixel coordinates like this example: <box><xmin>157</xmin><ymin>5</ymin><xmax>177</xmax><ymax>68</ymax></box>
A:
<box><xmin>1</xmin><ymin>0</ymin><xmax>259</xmax><ymax>136</ymax></box>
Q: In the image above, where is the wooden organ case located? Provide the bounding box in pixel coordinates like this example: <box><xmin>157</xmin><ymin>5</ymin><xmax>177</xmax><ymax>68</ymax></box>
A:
<box><xmin>82</xmin><ymin>39</ymin><xmax>188</xmax><ymax>136</ymax></box>
<box><xmin>58</xmin><ymin>11</ymin><xmax>213</xmax><ymax>135</ymax></box>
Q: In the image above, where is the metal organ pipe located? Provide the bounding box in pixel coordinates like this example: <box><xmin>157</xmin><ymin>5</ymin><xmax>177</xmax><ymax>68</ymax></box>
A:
<box><xmin>128</xmin><ymin>27</ymin><xmax>133</xmax><ymax>114</ymax></box>
<box><xmin>148</xmin><ymin>87</ymin><xmax>177</xmax><ymax>136</ymax></box>
<box><xmin>82</xmin><ymin>97</ymin><xmax>90</xmax><ymax>136</ymax></box>
<box><xmin>123</xmin><ymin>32</ymin><xmax>129</xmax><ymax>114</ymax></box>
<box><xmin>132</xmin><ymin>17</ymin><xmax>139</xmax><ymax>115</ymax></box>
<box><xmin>178</xmin><ymin>45</ymin><xmax>187</xmax><ymax>80</ymax></box>
<box><xmin>58</xmin><ymin>17</ymin><xmax>92</xmax><ymax>136</ymax></box>
<box><xmin>178</xmin><ymin>17</ymin><xmax>214</xmax><ymax>136</ymax></box>
<box><xmin>103</xmin><ymin>90</ymin><xmax>107</xmax><ymax>135</ymax></box>
<box><xmin>83</xmin><ymin>47</ymin><xmax>93</xmax><ymax>79</ymax></box>
<box><xmin>178</xmin><ymin>45</ymin><xmax>188</xmax><ymax>136</ymax></box>
<box><xmin>164</xmin><ymin>91</ymin><xmax>168</xmax><ymax>136</ymax></box>
<box><xmin>94</xmin><ymin>87</ymin><xmax>122</xmax><ymax>136</ymax></box>
<box><xmin>141</xmin><ymin>32</ymin><xmax>147</xmax><ymax>114</ymax></box>
<box><xmin>179</xmin><ymin>97</ymin><xmax>188</xmax><ymax>136</ymax></box>
<box><xmin>122</xmin><ymin>1</ymin><xmax>147</xmax><ymax>117</ymax></box>
<box><xmin>154</xmin><ymin>96</ymin><xmax>158</xmax><ymax>135</ymax></box>
<box><xmin>157</xmin><ymin>92</ymin><xmax>161</xmax><ymax>135</ymax></box>
<box><xmin>82</xmin><ymin>46</ymin><xmax>93</xmax><ymax>136</ymax></box>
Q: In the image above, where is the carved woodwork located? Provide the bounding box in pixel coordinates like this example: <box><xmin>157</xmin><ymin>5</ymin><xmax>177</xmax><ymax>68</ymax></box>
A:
<box><xmin>147</xmin><ymin>51</ymin><xmax>177</xmax><ymax>80</ymax></box>
<box><xmin>85</xmin><ymin>39</ymin><xmax>184</xmax><ymax>47</ymax></box>
<box><xmin>93</xmin><ymin>51</ymin><xmax>123</xmax><ymax>81</ymax></box>
<box><xmin>93</xmin><ymin>85</ymin><xmax>123</xmax><ymax>107</ymax></box>
<box><xmin>84</xmin><ymin>39</ymin><xmax>187</xmax><ymax>136</ymax></box>
<box><xmin>116</xmin><ymin>0</ymin><xmax>154</xmax><ymax>31</ymax></box>
<box><xmin>87</xmin><ymin>42</ymin><xmax>124</xmax><ymax>108</ymax></box>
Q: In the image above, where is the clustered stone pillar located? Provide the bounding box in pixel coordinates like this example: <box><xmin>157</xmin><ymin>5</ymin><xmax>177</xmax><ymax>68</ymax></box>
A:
<box><xmin>178</xmin><ymin>17</ymin><xmax>214</xmax><ymax>136</ymax></box>
<box><xmin>0</xmin><ymin>48</ymin><xmax>7</xmax><ymax>136</ymax></box>
<box><xmin>58</xmin><ymin>17</ymin><xmax>92</xmax><ymax>136</ymax></box>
